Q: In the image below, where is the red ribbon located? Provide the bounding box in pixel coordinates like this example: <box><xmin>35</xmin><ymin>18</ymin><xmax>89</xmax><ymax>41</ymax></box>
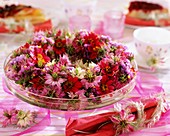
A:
<box><xmin>65</xmin><ymin>98</ymin><xmax>163</xmax><ymax>136</ymax></box>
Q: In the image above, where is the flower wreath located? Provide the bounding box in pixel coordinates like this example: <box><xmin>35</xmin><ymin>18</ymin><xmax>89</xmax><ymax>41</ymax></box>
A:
<box><xmin>4</xmin><ymin>30</ymin><xmax>137</xmax><ymax>110</ymax></box>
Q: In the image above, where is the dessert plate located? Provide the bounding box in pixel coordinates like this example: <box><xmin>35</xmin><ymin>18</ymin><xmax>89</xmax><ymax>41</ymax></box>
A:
<box><xmin>125</xmin><ymin>15</ymin><xmax>170</xmax><ymax>30</ymax></box>
<box><xmin>125</xmin><ymin>42</ymin><xmax>170</xmax><ymax>71</ymax></box>
<box><xmin>0</xmin><ymin>33</ymin><xmax>32</xmax><ymax>47</ymax></box>
<box><xmin>125</xmin><ymin>24</ymin><xmax>170</xmax><ymax>30</ymax></box>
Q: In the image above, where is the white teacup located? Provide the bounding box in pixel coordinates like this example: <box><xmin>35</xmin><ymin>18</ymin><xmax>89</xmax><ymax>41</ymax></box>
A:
<box><xmin>133</xmin><ymin>27</ymin><xmax>170</xmax><ymax>68</ymax></box>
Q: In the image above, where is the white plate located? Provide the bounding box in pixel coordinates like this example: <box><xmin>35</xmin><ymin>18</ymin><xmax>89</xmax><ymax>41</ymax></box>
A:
<box><xmin>0</xmin><ymin>33</ymin><xmax>32</xmax><ymax>46</ymax></box>
<box><xmin>125</xmin><ymin>41</ymin><xmax>170</xmax><ymax>71</ymax></box>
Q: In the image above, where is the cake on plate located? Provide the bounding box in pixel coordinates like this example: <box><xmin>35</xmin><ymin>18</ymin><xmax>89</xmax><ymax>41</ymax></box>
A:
<box><xmin>0</xmin><ymin>4</ymin><xmax>52</xmax><ymax>33</ymax></box>
<box><xmin>126</xmin><ymin>1</ymin><xmax>170</xmax><ymax>26</ymax></box>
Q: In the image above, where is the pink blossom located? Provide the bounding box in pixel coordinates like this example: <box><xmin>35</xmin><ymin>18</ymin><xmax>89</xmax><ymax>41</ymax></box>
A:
<box><xmin>58</xmin><ymin>54</ymin><xmax>71</xmax><ymax>66</ymax></box>
<box><xmin>110</xmin><ymin>110</ymin><xmax>135</xmax><ymax>135</ymax></box>
<box><xmin>81</xmin><ymin>76</ymin><xmax>102</xmax><ymax>89</ymax></box>
<box><xmin>33</xmin><ymin>31</ymin><xmax>54</xmax><ymax>45</ymax></box>
<box><xmin>2</xmin><ymin>108</ymin><xmax>18</xmax><ymax>127</ymax></box>
<box><xmin>45</xmin><ymin>74</ymin><xmax>66</xmax><ymax>87</ymax></box>
<box><xmin>75</xmin><ymin>90</ymin><xmax>86</xmax><ymax>99</ymax></box>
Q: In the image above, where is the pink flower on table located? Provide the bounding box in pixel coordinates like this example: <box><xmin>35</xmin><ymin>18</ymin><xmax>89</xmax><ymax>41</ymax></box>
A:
<box><xmin>110</xmin><ymin>110</ymin><xmax>135</xmax><ymax>135</ymax></box>
<box><xmin>17</xmin><ymin>110</ymin><xmax>36</xmax><ymax>128</ymax></box>
<box><xmin>2</xmin><ymin>108</ymin><xmax>18</xmax><ymax>127</ymax></box>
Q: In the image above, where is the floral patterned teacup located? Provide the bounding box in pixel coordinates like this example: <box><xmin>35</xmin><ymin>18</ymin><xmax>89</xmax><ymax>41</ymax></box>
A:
<box><xmin>133</xmin><ymin>27</ymin><xmax>170</xmax><ymax>68</ymax></box>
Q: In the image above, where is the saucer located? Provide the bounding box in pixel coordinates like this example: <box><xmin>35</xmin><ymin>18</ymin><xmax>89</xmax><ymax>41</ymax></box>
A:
<box><xmin>135</xmin><ymin>54</ymin><xmax>170</xmax><ymax>70</ymax></box>
<box><xmin>125</xmin><ymin>42</ymin><xmax>170</xmax><ymax>71</ymax></box>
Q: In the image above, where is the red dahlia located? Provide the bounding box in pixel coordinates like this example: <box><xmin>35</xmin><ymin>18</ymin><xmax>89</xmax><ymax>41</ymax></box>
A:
<box><xmin>99</xmin><ymin>60</ymin><xmax>119</xmax><ymax>76</ymax></box>
<box><xmin>30</xmin><ymin>76</ymin><xmax>44</xmax><ymax>90</ymax></box>
<box><xmin>53</xmin><ymin>38</ymin><xmax>66</xmax><ymax>55</ymax></box>
<box><xmin>63</xmin><ymin>75</ymin><xmax>82</xmax><ymax>93</ymax></box>
<box><xmin>96</xmin><ymin>75</ymin><xmax>114</xmax><ymax>95</ymax></box>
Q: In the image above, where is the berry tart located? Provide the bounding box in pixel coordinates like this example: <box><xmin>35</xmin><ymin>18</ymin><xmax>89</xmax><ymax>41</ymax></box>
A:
<box><xmin>125</xmin><ymin>1</ymin><xmax>170</xmax><ymax>26</ymax></box>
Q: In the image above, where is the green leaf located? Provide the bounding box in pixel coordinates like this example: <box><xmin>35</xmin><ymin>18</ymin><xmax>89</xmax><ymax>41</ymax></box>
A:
<box><xmin>52</xmin><ymin>72</ymin><xmax>58</xmax><ymax>79</ymax></box>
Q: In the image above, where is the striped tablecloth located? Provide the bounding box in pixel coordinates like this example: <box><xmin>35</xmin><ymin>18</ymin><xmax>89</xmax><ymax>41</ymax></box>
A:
<box><xmin>0</xmin><ymin>0</ymin><xmax>170</xmax><ymax>135</ymax></box>
<box><xmin>0</xmin><ymin>28</ymin><xmax>170</xmax><ymax>135</ymax></box>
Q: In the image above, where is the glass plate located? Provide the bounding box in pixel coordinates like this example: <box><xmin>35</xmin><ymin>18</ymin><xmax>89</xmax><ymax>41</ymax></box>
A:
<box><xmin>3</xmin><ymin>53</ymin><xmax>137</xmax><ymax>111</ymax></box>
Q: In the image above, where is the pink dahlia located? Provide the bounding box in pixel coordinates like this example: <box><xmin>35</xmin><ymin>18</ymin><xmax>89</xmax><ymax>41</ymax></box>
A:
<box><xmin>2</xmin><ymin>108</ymin><xmax>18</xmax><ymax>127</ymax></box>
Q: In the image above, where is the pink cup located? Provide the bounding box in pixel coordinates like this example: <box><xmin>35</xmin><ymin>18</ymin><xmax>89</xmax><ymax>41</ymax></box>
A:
<box><xmin>68</xmin><ymin>15</ymin><xmax>91</xmax><ymax>31</ymax></box>
<box><xmin>103</xmin><ymin>10</ymin><xmax>125</xmax><ymax>40</ymax></box>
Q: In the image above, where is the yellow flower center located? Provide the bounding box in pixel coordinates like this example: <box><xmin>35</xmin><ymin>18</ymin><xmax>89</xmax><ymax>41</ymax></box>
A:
<box><xmin>37</xmin><ymin>54</ymin><xmax>45</xmax><ymax>63</ymax></box>
<box><xmin>37</xmin><ymin>54</ymin><xmax>45</xmax><ymax>67</ymax></box>
<box><xmin>106</xmin><ymin>66</ymin><xmax>111</xmax><ymax>73</ymax></box>
<box><xmin>41</xmin><ymin>37</ymin><xmax>45</xmax><ymax>42</ymax></box>
<box><xmin>102</xmin><ymin>84</ymin><xmax>108</xmax><ymax>91</ymax></box>
<box><xmin>93</xmin><ymin>46</ymin><xmax>99</xmax><ymax>51</ymax></box>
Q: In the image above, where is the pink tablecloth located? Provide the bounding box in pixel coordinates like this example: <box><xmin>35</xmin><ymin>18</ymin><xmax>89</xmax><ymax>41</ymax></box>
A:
<box><xmin>0</xmin><ymin>0</ymin><xmax>170</xmax><ymax>135</ymax></box>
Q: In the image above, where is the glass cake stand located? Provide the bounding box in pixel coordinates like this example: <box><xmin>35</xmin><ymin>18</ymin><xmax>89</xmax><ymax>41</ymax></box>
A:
<box><xmin>3</xmin><ymin>53</ymin><xmax>137</xmax><ymax>111</ymax></box>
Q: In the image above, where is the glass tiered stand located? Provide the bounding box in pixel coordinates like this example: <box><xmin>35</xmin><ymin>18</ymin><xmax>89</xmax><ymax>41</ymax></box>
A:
<box><xmin>4</xmin><ymin>53</ymin><xmax>137</xmax><ymax>111</ymax></box>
